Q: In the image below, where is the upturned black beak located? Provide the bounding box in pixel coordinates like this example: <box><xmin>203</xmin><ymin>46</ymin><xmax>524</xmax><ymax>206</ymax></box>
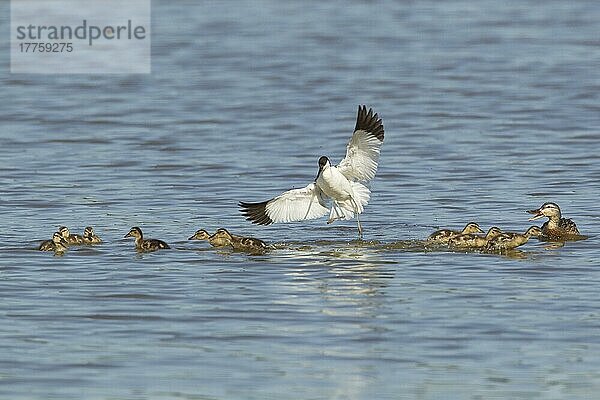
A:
<box><xmin>124</xmin><ymin>232</ymin><xmax>132</xmax><ymax>238</ymax></box>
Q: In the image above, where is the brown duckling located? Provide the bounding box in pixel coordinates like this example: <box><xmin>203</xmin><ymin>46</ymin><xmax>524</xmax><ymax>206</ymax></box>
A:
<box><xmin>188</xmin><ymin>229</ymin><xmax>212</xmax><ymax>242</ymax></box>
<box><xmin>39</xmin><ymin>232</ymin><xmax>69</xmax><ymax>253</ymax></box>
<box><xmin>59</xmin><ymin>226</ymin><xmax>84</xmax><ymax>245</ymax></box>
<box><xmin>82</xmin><ymin>226</ymin><xmax>102</xmax><ymax>245</ymax></box>
<box><xmin>188</xmin><ymin>229</ymin><xmax>230</xmax><ymax>248</ymax></box>
<box><xmin>210</xmin><ymin>228</ymin><xmax>268</xmax><ymax>253</ymax></box>
<box><xmin>449</xmin><ymin>226</ymin><xmax>503</xmax><ymax>249</ymax></box>
<box><xmin>527</xmin><ymin>202</ymin><xmax>580</xmax><ymax>238</ymax></box>
<box><xmin>427</xmin><ymin>222</ymin><xmax>483</xmax><ymax>245</ymax></box>
<box><xmin>124</xmin><ymin>227</ymin><xmax>170</xmax><ymax>252</ymax></box>
<box><xmin>486</xmin><ymin>226</ymin><xmax>543</xmax><ymax>251</ymax></box>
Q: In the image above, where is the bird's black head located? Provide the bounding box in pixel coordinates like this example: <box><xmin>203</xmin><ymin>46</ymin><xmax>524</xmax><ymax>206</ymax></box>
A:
<box><xmin>315</xmin><ymin>156</ymin><xmax>329</xmax><ymax>181</ymax></box>
<box><xmin>318</xmin><ymin>156</ymin><xmax>329</xmax><ymax>168</ymax></box>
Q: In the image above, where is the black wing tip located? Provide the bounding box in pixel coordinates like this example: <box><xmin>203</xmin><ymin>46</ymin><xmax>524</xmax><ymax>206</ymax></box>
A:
<box><xmin>239</xmin><ymin>200</ymin><xmax>274</xmax><ymax>226</ymax></box>
<box><xmin>355</xmin><ymin>105</ymin><xmax>384</xmax><ymax>141</ymax></box>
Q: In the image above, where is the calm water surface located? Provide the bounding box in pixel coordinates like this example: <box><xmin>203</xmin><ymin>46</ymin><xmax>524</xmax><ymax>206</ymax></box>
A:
<box><xmin>1</xmin><ymin>1</ymin><xmax>599</xmax><ymax>399</ymax></box>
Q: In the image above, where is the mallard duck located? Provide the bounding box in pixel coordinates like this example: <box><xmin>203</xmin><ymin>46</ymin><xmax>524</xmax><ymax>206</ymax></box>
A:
<box><xmin>39</xmin><ymin>232</ymin><xmax>69</xmax><ymax>253</ymax></box>
<box><xmin>527</xmin><ymin>202</ymin><xmax>580</xmax><ymax>238</ymax></box>
<box><xmin>210</xmin><ymin>228</ymin><xmax>268</xmax><ymax>252</ymax></box>
<box><xmin>427</xmin><ymin>222</ymin><xmax>483</xmax><ymax>244</ymax></box>
<box><xmin>59</xmin><ymin>226</ymin><xmax>84</xmax><ymax>245</ymax></box>
<box><xmin>486</xmin><ymin>226</ymin><xmax>543</xmax><ymax>251</ymax></box>
<box><xmin>449</xmin><ymin>226</ymin><xmax>502</xmax><ymax>249</ymax></box>
<box><xmin>82</xmin><ymin>226</ymin><xmax>102</xmax><ymax>245</ymax></box>
<box><xmin>124</xmin><ymin>227</ymin><xmax>170</xmax><ymax>252</ymax></box>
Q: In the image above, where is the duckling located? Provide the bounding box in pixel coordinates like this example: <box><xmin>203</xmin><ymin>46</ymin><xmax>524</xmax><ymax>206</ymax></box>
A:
<box><xmin>188</xmin><ymin>229</ymin><xmax>212</xmax><ymax>242</ymax></box>
<box><xmin>188</xmin><ymin>229</ymin><xmax>229</xmax><ymax>248</ymax></box>
<box><xmin>527</xmin><ymin>202</ymin><xmax>580</xmax><ymax>238</ymax></box>
<box><xmin>210</xmin><ymin>228</ymin><xmax>268</xmax><ymax>253</ymax></box>
<box><xmin>124</xmin><ymin>227</ymin><xmax>170</xmax><ymax>252</ymax></box>
<box><xmin>449</xmin><ymin>226</ymin><xmax>503</xmax><ymax>249</ymax></box>
<box><xmin>486</xmin><ymin>226</ymin><xmax>543</xmax><ymax>251</ymax></box>
<box><xmin>82</xmin><ymin>226</ymin><xmax>102</xmax><ymax>245</ymax></box>
<box><xmin>39</xmin><ymin>232</ymin><xmax>69</xmax><ymax>253</ymax></box>
<box><xmin>427</xmin><ymin>222</ymin><xmax>483</xmax><ymax>245</ymax></box>
<box><xmin>58</xmin><ymin>226</ymin><xmax>84</xmax><ymax>245</ymax></box>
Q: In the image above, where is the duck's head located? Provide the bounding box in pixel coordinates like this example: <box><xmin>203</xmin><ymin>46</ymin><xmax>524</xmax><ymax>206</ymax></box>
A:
<box><xmin>58</xmin><ymin>226</ymin><xmax>70</xmax><ymax>238</ymax></box>
<box><xmin>52</xmin><ymin>232</ymin><xmax>62</xmax><ymax>243</ymax></box>
<box><xmin>212</xmin><ymin>228</ymin><xmax>233</xmax><ymax>241</ymax></box>
<box><xmin>188</xmin><ymin>229</ymin><xmax>210</xmax><ymax>240</ymax></box>
<box><xmin>124</xmin><ymin>227</ymin><xmax>143</xmax><ymax>239</ymax></box>
<box><xmin>84</xmin><ymin>226</ymin><xmax>95</xmax><ymax>236</ymax></box>
<box><xmin>462</xmin><ymin>222</ymin><xmax>484</xmax><ymax>234</ymax></box>
<box><xmin>525</xmin><ymin>226</ymin><xmax>543</xmax><ymax>237</ymax></box>
<box><xmin>315</xmin><ymin>156</ymin><xmax>330</xmax><ymax>180</ymax></box>
<box><xmin>527</xmin><ymin>202</ymin><xmax>561</xmax><ymax>221</ymax></box>
<box><xmin>485</xmin><ymin>227</ymin><xmax>502</xmax><ymax>238</ymax></box>
<box><xmin>52</xmin><ymin>232</ymin><xmax>68</xmax><ymax>245</ymax></box>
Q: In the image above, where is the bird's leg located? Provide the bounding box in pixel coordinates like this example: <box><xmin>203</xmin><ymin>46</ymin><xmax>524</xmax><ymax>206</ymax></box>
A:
<box><xmin>327</xmin><ymin>202</ymin><xmax>340</xmax><ymax>224</ymax></box>
<box><xmin>303</xmin><ymin>191</ymin><xmax>315</xmax><ymax>220</ymax></box>
<box><xmin>356</xmin><ymin>213</ymin><xmax>363</xmax><ymax>239</ymax></box>
<box><xmin>350</xmin><ymin>197</ymin><xmax>363</xmax><ymax>240</ymax></box>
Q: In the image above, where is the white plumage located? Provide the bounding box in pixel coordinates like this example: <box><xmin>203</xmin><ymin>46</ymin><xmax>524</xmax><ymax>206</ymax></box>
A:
<box><xmin>239</xmin><ymin>105</ymin><xmax>385</xmax><ymax>237</ymax></box>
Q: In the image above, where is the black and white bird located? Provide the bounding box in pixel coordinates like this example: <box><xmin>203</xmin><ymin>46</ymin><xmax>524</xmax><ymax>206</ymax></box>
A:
<box><xmin>239</xmin><ymin>105</ymin><xmax>384</xmax><ymax>238</ymax></box>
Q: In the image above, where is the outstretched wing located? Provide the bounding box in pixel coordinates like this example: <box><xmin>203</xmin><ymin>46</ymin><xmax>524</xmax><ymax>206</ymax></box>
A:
<box><xmin>239</xmin><ymin>183</ymin><xmax>330</xmax><ymax>225</ymax></box>
<box><xmin>337</xmin><ymin>105</ymin><xmax>384</xmax><ymax>182</ymax></box>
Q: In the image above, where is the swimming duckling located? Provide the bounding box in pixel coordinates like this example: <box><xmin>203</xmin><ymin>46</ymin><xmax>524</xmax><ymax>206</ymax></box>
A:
<box><xmin>124</xmin><ymin>227</ymin><xmax>170</xmax><ymax>252</ymax></box>
<box><xmin>188</xmin><ymin>229</ymin><xmax>212</xmax><ymax>242</ymax></box>
<box><xmin>82</xmin><ymin>226</ymin><xmax>102</xmax><ymax>245</ymax></box>
<box><xmin>449</xmin><ymin>226</ymin><xmax>503</xmax><ymax>249</ymax></box>
<box><xmin>527</xmin><ymin>202</ymin><xmax>580</xmax><ymax>238</ymax></box>
<box><xmin>486</xmin><ymin>226</ymin><xmax>543</xmax><ymax>251</ymax></box>
<box><xmin>210</xmin><ymin>228</ymin><xmax>268</xmax><ymax>253</ymax></box>
<box><xmin>427</xmin><ymin>222</ymin><xmax>483</xmax><ymax>245</ymax></box>
<box><xmin>59</xmin><ymin>226</ymin><xmax>84</xmax><ymax>245</ymax></box>
<box><xmin>39</xmin><ymin>232</ymin><xmax>69</xmax><ymax>253</ymax></box>
<box><xmin>188</xmin><ymin>229</ymin><xmax>229</xmax><ymax>248</ymax></box>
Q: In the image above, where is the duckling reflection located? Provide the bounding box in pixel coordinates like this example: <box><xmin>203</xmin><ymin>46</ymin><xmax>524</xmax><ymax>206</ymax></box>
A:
<box><xmin>82</xmin><ymin>226</ymin><xmax>102</xmax><ymax>245</ymax></box>
<box><xmin>527</xmin><ymin>202</ymin><xmax>582</xmax><ymax>239</ymax></box>
<box><xmin>427</xmin><ymin>222</ymin><xmax>483</xmax><ymax>245</ymax></box>
<box><xmin>39</xmin><ymin>232</ymin><xmax>69</xmax><ymax>253</ymax></box>
<box><xmin>486</xmin><ymin>226</ymin><xmax>543</xmax><ymax>252</ymax></box>
<box><xmin>59</xmin><ymin>226</ymin><xmax>84</xmax><ymax>245</ymax></box>
<box><xmin>449</xmin><ymin>227</ymin><xmax>502</xmax><ymax>249</ymax></box>
<box><xmin>124</xmin><ymin>227</ymin><xmax>170</xmax><ymax>252</ymax></box>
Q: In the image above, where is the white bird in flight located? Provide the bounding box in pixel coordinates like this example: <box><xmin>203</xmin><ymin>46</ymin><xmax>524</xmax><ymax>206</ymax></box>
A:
<box><xmin>239</xmin><ymin>105</ymin><xmax>385</xmax><ymax>238</ymax></box>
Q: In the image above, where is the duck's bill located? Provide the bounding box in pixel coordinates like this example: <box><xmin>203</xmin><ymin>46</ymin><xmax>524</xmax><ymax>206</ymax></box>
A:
<box><xmin>527</xmin><ymin>209</ymin><xmax>544</xmax><ymax>221</ymax></box>
<box><xmin>124</xmin><ymin>232</ymin><xmax>132</xmax><ymax>238</ymax></box>
<box><xmin>187</xmin><ymin>235</ymin><xmax>196</xmax><ymax>240</ymax></box>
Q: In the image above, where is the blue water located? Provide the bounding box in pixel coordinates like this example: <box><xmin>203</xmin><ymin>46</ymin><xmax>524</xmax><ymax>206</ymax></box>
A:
<box><xmin>1</xmin><ymin>1</ymin><xmax>599</xmax><ymax>399</ymax></box>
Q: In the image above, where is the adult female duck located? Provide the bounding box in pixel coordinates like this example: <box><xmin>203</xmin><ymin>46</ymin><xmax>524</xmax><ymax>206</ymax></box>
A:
<box><xmin>527</xmin><ymin>202</ymin><xmax>580</xmax><ymax>238</ymax></box>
